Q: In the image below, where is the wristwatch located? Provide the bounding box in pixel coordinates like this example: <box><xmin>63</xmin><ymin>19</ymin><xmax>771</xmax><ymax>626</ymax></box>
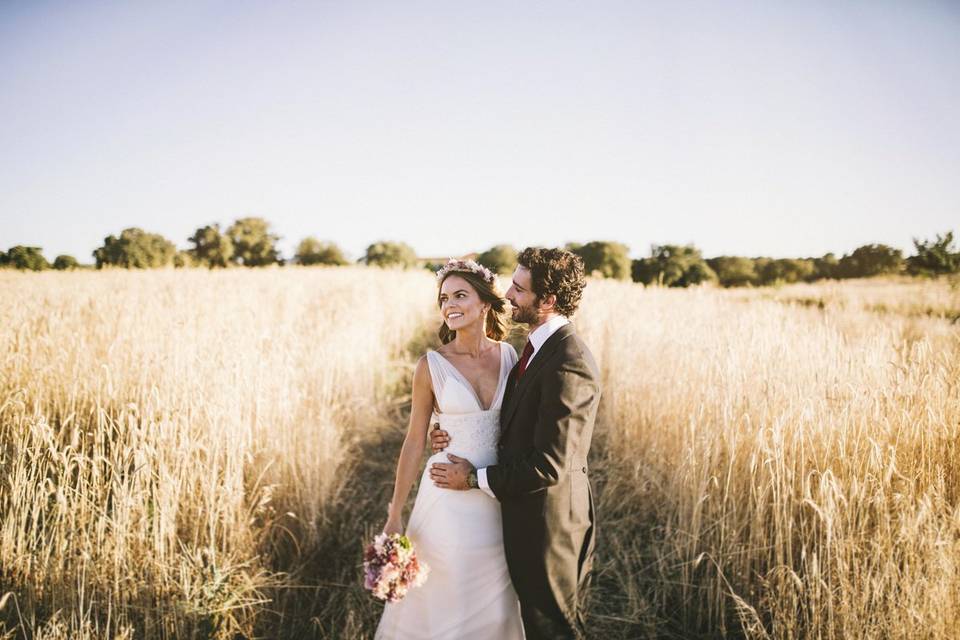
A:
<box><xmin>467</xmin><ymin>468</ymin><xmax>479</xmax><ymax>489</ymax></box>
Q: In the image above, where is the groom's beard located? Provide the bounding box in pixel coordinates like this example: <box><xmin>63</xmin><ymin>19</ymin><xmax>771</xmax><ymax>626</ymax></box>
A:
<box><xmin>510</xmin><ymin>302</ymin><xmax>540</xmax><ymax>325</ymax></box>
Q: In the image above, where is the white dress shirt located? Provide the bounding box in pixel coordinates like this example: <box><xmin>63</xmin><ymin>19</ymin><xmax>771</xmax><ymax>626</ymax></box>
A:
<box><xmin>477</xmin><ymin>314</ymin><xmax>570</xmax><ymax>497</ymax></box>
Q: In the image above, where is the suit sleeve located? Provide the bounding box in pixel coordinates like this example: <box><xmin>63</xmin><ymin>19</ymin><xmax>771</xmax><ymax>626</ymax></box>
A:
<box><xmin>486</xmin><ymin>359</ymin><xmax>599</xmax><ymax>499</ymax></box>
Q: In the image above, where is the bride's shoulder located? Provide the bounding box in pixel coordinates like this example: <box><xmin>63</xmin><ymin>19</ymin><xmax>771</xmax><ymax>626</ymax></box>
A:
<box><xmin>417</xmin><ymin>349</ymin><xmax>444</xmax><ymax>370</ymax></box>
<box><xmin>414</xmin><ymin>353</ymin><xmax>431</xmax><ymax>374</ymax></box>
<box><xmin>420</xmin><ymin>348</ymin><xmax>447</xmax><ymax>370</ymax></box>
<box><xmin>499</xmin><ymin>340</ymin><xmax>519</xmax><ymax>360</ymax></box>
<box><xmin>419</xmin><ymin>349</ymin><xmax>441</xmax><ymax>366</ymax></box>
<box><xmin>415</xmin><ymin>350</ymin><xmax>449</xmax><ymax>387</ymax></box>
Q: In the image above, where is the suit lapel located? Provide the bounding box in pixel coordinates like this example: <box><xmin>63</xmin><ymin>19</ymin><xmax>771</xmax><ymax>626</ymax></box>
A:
<box><xmin>501</xmin><ymin>362</ymin><xmax>520</xmax><ymax>410</ymax></box>
<box><xmin>500</xmin><ymin>323</ymin><xmax>575</xmax><ymax>436</ymax></box>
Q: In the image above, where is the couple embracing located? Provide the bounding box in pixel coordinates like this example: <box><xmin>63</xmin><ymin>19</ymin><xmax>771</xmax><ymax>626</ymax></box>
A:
<box><xmin>375</xmin><ymin>247</ymin><xmax>602</xmax><ymax>640</ymax></box>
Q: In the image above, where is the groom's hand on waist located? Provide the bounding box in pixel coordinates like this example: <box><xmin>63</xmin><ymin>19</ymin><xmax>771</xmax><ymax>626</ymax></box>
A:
<box><xmin>430</xmin><ymin>424</ymin><xmax>450</xmax><ymax>453</ymax></box>
<box><xmin>430</xmin><ymin>454</ymin><xmax>475</xmax><ymax>490</ymax></box>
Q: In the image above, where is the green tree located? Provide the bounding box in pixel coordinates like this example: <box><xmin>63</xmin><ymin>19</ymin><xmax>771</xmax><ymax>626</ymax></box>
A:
<box><xmin>631</xmin><ymin>258</ymin><xmax>657</xmax><ymax>285</ymax></box>
<box><xmin>907</xmin><ymin>231</ymin><xmax>958</xmax><ymax>276</ymax></box>
<box><xmin>759</xmin><ymin>258</ymin><xmax>816</xmax><ymax>285</ymax></box>
<box><xmin>477</xmin><ymin>244</ymin><xmax>518</xmax><ymax>275</ymax></box>
<box><xmin>363</xmin><ymin>241</ymin><xmax>418</xmax><ymax>268</ymax></box>
<box><xmin>173</xmin><ymin>250</ymin><xmax>195</xmax><ymax>268</ymax></box>
<box><xmin>4</xmin><ymin>246</ymin><xmax>49</xmax><ymax>271</ymax></box>
<box><xmin>189</xmin><ymin>223</ymin><xmax>234</xmax><ymax>268</ymax></box>
<box><xmin>571</xmin><ymin>241</ymin><xmax>631</xmax><ymax>279</ymax></box>
<box><xmin>93</xmin><ymin>228</ymin><xmax>176</xmax><ymax>269</ymax></box>
<box><xmin>837</xmin><ymin>244</ymin><xmax>903</xmax><ymax>279</ymax></box>
<box><xmin>295</xmin><ymin>237</ymin><xmax>349</xmax><ymax>266</ymax></box>
<box><xmin>632</xmin><ymin>244</ymin><xmax>716</xmax><ymax>287</ymax></box>
<box><xmin>52</xmin><ymin>254</ymin><xmax>79</xmax><ymax>270</ymax></box>
<box><xmin>752</xmin><ymin>257</ymin><xmax>773</xmax><ymax>283</ymax></box>
<box><xmin>226</xmin><ymin>217</ymin><xmax>281</xmax><ymax>266</ymax></box>
<box><xmin>813</xmin><ymin>253</ymin><xmax>839</xmax><ymax>280</ymax></box>
<box><xmin>706</xmin><ymin>256</ymin><xmax>758</xmax><ymax>287</ymax></box>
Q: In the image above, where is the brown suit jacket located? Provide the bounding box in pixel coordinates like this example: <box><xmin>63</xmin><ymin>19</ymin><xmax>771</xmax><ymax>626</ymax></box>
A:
<box><xmin>486</xmin><ymin>322</ymin><xmax>601</xmax><ymax>634</ymax></box>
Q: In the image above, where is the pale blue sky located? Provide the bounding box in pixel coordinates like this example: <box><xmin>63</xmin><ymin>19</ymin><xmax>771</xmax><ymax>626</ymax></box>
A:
<box><xmin>1</xmin><ymin>1</ymin><xmax>958</xmax><ymax>263</ymax></box>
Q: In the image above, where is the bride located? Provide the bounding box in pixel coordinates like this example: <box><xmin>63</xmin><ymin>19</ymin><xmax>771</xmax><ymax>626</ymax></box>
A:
<box><xmin>375</xmin><ymin>259</ymin><xmax>525</xmax><ymax>640</ymax></box>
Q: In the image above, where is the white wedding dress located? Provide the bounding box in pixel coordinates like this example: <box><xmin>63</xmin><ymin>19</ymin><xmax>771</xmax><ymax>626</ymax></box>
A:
<box><xmin>375</xmin><ymin>341</ymin><xmax>525</xmax><ymax>640</ymax></box>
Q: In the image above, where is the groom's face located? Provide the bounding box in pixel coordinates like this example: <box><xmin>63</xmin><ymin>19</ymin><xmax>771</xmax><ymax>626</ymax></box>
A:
<box><xmin>505</xmin><ymin>266</ymin><xmax>541</xmax><ymax>325</ymax></box>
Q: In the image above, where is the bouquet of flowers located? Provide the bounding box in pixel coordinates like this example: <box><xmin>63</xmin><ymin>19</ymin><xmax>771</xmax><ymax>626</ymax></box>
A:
<box><xmin>363</xmin><ymin>533</ymin><xmax>429</xmax><ymax>602</ymax></box>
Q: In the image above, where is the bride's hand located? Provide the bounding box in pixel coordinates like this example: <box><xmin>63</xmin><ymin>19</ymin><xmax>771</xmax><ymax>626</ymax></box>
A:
<box><xmin>430</xmin><ymin>424</ymin><xmax>450</xmax><ymax>453</ymax></box>
<box><xmin>383</xmin><ymin>515</ymin><xmax>403</xmax><ymax>536</ymax></box>
<box><xmin>383</xmin><ymin>502</ymin><xmax>403</xmax><ymax>536</ymax></box>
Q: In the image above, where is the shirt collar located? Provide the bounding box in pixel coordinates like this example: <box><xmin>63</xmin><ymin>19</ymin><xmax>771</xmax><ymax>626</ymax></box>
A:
<box><xmin>528</xmin><ymin>315</ymin><xmax>570</xmax><ymax>355</ymax></box>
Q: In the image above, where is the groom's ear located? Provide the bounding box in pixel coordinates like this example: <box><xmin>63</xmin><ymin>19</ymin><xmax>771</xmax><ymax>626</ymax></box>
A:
<box><xmin>539</xmin><ymin>293</ymin><xmax>557</xmax><ymax>312</ymax></box>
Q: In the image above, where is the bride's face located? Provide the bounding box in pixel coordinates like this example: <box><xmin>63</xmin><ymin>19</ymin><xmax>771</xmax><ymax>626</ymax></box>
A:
<box><xmin>439</xmin><ymin>275</ymin><xmax>488</xmax><ymax>333</ymax></box>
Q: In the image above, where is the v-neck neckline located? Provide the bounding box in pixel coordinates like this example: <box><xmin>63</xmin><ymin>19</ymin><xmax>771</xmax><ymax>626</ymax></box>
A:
<box><xmin>432</xmin><ymin>342</ymin><xmax>505</xmax><ymax>412</ymax></box>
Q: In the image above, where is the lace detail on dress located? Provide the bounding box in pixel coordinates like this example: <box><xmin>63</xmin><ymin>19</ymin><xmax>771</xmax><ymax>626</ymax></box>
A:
<box><xmin>436</xmin><ymin>410</ymin><xmax>501</xmax><ymax>468</ymax></box>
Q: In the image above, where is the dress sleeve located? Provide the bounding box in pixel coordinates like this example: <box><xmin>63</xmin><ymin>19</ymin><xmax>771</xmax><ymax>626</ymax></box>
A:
<box><xmin>424</xmin><ymin>352</ymin><xmax>447</xmax><ymax>412</ymax></box>
<box><xmin>505</xmin><ymin>342</ymin><xmax>519</xmax><ymax>368</ymax></box>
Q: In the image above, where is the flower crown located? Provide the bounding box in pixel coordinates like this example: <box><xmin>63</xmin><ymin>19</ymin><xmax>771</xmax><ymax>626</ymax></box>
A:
<box><xmin>434</xmin><ymin>258</ymin><xmax>496</xmax><ymax>285</ymax></box>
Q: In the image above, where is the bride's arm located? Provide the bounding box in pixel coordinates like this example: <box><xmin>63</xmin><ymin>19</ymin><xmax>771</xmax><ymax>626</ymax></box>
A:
<box><xmin>384</xmin><ymin>356</ymin><xmax>434</xmax><ymax>534</ymax></box>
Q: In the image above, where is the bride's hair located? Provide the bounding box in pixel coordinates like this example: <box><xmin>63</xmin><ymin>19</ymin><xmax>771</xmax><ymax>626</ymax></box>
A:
<box><xmin>437</xmin><ymin>269</ymin><xmax>510</xmax><ymax>345</ymax></box>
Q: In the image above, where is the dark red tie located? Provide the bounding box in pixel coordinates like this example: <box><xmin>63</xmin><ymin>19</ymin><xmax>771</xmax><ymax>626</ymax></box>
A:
<box><xmin>517</xmin><ymin>341</ymin><xmax>534</xmax><ymax>380</ymax></box>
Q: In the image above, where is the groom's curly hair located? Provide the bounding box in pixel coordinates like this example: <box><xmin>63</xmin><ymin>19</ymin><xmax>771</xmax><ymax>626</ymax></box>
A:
<box><xmin>517</xmin><ymin>247</ymin><xmax>586</xmax><ymax>317</ymax></box>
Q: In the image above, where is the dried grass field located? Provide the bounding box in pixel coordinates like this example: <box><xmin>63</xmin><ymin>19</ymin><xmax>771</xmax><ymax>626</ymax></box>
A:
<box><xmin>1</xmin><ymin>268</ymin><xmax>958</xmax><ymax>639</ymax></box>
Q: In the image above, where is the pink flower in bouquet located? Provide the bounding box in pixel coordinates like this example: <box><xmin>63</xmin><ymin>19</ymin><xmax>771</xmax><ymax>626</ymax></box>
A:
<box><xmin>363</xmin><ymin>533</ymin><xmax>429</xmax><ymax>603</ymax></box>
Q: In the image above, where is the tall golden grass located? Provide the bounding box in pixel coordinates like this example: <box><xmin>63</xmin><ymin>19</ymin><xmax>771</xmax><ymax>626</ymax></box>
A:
<box><xmin>731</xmin><ymin>275</ymin><xmax>960</xmax><ymax>321</ymax></box>
<box><xmin>0</xmin><ymin>267</ymin><xmax>434</xmax><ymax>638</ymax></box>
<box><xmin>576</xmin><ymin>278</ymin><xmax>960</xmax><ymax>638</ymax></box>
<box><xmin>2</xmin><ymin>269</ymin><xmax>958</xmax><ymax>638</ymax></box>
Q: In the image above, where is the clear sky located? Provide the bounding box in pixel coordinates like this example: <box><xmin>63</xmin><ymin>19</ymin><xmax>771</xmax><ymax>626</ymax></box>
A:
<box><xmin>1</xmin><ymin>0</ymin><xmax>958</xmax><ymax>262</ymax></box>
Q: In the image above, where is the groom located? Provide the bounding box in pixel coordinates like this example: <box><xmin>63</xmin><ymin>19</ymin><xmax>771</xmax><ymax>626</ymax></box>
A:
<box><xmin>429</xmin><ymin>246</ymin><xmax>601</xmax><ymax>640</ymax></box>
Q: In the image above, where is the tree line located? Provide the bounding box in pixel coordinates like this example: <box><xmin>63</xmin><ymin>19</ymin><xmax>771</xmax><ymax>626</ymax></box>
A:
<box><xmin>2</xmin><ymin>217</ymin><xmax>957</xmax><ymax>287</ymax></box>
<box><xmin>473</xmin><ymin>235</ymin><xmax>959</xmax><ymax>286</ymax></box>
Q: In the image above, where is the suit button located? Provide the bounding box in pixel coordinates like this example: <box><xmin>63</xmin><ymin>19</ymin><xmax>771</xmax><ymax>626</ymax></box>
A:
<box><xmin>581</xmin><ymin>466</ymin><xmax>587</xmax><ymax>473</ymax></box>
